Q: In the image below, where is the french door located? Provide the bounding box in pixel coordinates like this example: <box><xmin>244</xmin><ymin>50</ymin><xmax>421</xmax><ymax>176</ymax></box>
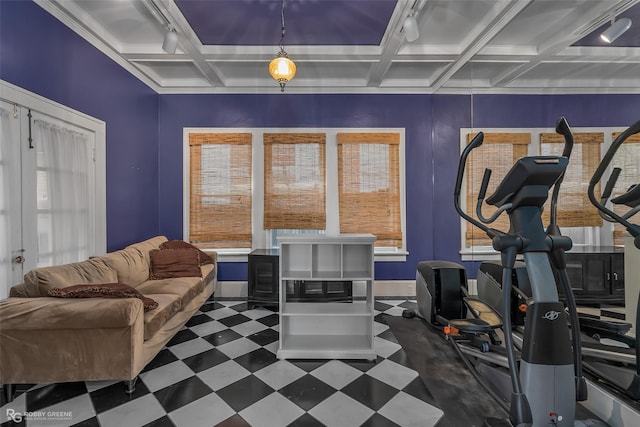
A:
<box><xmin>0</xmin><ymin>99</ymin><xmax>23</xmax><ymax>297</ymax></box>
<box><xmin>0</xmin><ymin>83</ymin><xmax>106</xmax><ymax>299</ymax></box>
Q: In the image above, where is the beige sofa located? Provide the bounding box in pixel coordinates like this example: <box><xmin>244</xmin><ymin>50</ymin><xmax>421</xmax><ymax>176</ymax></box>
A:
<box><xmin>0</xmin><ymin>236</ymin><xmax>216</xmax><ymax>399</ymax></box>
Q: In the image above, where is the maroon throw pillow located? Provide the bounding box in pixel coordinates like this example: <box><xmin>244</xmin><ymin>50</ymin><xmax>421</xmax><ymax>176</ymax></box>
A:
<box><xmin>149</xmin><ymin>248</ymin><xmax>203</xmax><ymax>280</ymax></box>
<box><xmin>47</xmin><ymin>283</ymin><xmax>158</xmax><ymax>312</ymax></box>
<box><xmin>160</xmin><ymin>240</ymin><xmax>214</xmax><ymax>265</ymax></box>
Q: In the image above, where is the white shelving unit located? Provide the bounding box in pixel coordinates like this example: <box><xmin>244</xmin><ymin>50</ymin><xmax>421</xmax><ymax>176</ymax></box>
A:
<box><xmin>277</xmin><ymin>234</ymin><xmax>376</xmax><ymax>360</ymax></box>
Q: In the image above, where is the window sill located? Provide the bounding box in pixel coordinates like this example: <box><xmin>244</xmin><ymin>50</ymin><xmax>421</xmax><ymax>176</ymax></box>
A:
<box><xmin>374</xmin><ymin>250</ymin><xmax>408</xmax><ymax>262</ymax></box>
<box><xmin>460</xmin><ymin>247</ymin><xmax>500</xmax><ymax>262</ymax></box>
<box><xmin>213</xmin><ymin>248</ymin><xmax>407</xmax><ymax>263</ymax></box>
<box><xmin>460</xmin><ymin>247</ymin><xmax>531</xmax><ymax>262</ymax></box>
<box><xmin>210</xmin><ymin>249</ymin><xmax>251</xmax><ymax>263</ymax></box>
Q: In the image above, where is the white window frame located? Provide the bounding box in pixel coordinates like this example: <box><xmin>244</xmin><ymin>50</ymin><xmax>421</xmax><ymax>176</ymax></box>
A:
<box><xmin>459</xmin><ymin>126</ymin><xmax>626</xmax><ymax>261</ymax></box>
<box><xmin>183</xmin><ymin>127</ymin><xmax>407</xmax><ymax>262</ymax></box>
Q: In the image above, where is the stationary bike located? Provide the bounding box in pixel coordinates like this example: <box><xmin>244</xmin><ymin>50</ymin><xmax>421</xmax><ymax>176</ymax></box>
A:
<box><xmin>453</xmin><ymin>118</ymin><xmax>605</xmax><ymax>426</ymax></box>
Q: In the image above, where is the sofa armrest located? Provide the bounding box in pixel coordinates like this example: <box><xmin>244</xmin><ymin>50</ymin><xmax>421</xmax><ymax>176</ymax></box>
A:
<box><xmin>0</xmin><ymin>297</ymin><xmax>146</xmax><ymax>384</ymax></box>
<box><xmin>0</xmin><ymin>297</ymin><xmax>143</xmax><ymax>329</ymax></box>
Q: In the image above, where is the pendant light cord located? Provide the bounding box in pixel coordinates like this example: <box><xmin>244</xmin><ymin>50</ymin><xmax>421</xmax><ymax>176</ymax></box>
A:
<box><xmin>279</xmin><ymin>0</ymin><xmax>286</xmax><ymax>51</ymax></box>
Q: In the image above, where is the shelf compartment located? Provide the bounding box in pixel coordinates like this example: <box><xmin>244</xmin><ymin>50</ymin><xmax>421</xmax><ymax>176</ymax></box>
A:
<box><xmin>342</xmin><ymin>244</ymin><xmax>373</xmax><ymax>277</ymax></box>
<box><xmin>280</xmin><ymin>313</ymin><xmax>372</xmax><ymax>340</ymax></box>
<box><xmin>281</xmin><ymin>270</ymin><xmax>312</xmax><ymax>280</ymax></box>
<box><xmin>277</xmin><ymin>334</ymin><xmax>376</xmax><ymax>360</ymax></box>
<box><xmin>281</xmin><ymin>244</ymin><xmax>312</xmax><ymax>277</ymax></box>
<box><xmin>284</xmin><ymin>280</ymin><xmax>353</xmax><ymax>303</ymax></box>
<box><xmin>281</xmin><ymin>301</ymin><xmax>372</xmax><ymax>316</ymax></box>
<box><xmin>312</xmin><ymin>244</ymin><xmax>342</xmax><ymax>277</ymax></box>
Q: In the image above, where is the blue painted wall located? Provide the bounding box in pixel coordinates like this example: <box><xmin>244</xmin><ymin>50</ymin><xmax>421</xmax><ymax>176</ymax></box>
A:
<box><xmin>0</xmin><ymin>1</ymin><xmax>159</xmax><ymax>251</ymax></box>
<box><xmin>3</xmin><ymin>2</ymin><xmax>639</xmax><ymax>282</ymax></box>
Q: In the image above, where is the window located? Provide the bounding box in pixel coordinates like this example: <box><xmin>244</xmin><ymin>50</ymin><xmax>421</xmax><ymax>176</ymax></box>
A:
<box><xmin>337</xmin><ymin>132</ymin><xmax>402</xmax><ymax>248</ymax></box>
<box><xmin>33</xmin><ymin>115</ymin><xmax>95</xmax><ymax>266</ymax></box>
<box><xmin>264</xmin><ymin>133</ymin><xmax>326</xmax><ymax>230</ymax></box>
<box><xmin>188</xmin><ymin>132</ymin><xmax>252</xmax><ymax>249</ymax></box>
<box><xmin>185</xmin><ymin>128</ymin><xmax>406</xmax><ymax>260</ymax></box>
<box><xmin>539</xmin><ymin>132</ymin><xmax>603</xmax><ymax>228</ymax></box>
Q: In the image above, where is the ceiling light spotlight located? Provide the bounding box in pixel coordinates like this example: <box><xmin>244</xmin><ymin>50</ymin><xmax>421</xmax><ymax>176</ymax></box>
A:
<box><xmin>600</xmin><ymin>17</ymin><xmax>632</xmax><ymax>44</ymax></box>
<box><xmin>269</xmin><ymin>0</ymin><xmax>296</xmax><ymax>92</ymax></box>
<box><xmin>403</xmin><ymin>15</ymin><xmax>419</xmax><ymax>42</ymax></box>
<box><xmin>162</xmin><ymin>28</ymin><xmax>178</xmax><ymax>54</ymax></box>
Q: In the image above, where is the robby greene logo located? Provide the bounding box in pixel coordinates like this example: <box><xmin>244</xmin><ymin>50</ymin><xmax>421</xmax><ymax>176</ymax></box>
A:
<box><xmin>6</xmin><ymin>408</ymin><xmax>73</xmax><ymax>423</ymax></box>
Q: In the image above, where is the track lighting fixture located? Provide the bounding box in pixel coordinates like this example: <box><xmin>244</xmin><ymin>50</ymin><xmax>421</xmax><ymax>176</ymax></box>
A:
<box><xmin>162</xmin><ymin>28</ymin><xmax>178</xmax><ymax>54</ymax></box>
<box><xmin>600</xmin><ymin>16</ymin><xmax>632</xmax><ymax>44</ymax></box>
<box><xmin>142</xmin><ymin>0</ymin><xmax>179</xmax><ymax>54</ymax></box>
<box><xmin>269</xmin><ymin>0</ymin><xmax>296</xmax><ymax>92</ymax></box>
<box><xmin>403</xmin><ymin>15</ymin><xmax>419</xmax><ymax>42</ymax></box>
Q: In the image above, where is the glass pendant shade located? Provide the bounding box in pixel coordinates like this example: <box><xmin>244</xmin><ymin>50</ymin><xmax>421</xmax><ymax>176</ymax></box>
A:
<box><xmin>269</xmin><ymin>51</ymin><xmax>296</xmax><ymax>91</ymax></box>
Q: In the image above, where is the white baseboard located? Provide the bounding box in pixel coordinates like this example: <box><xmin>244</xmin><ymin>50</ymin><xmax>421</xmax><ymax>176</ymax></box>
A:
<box><xmin>216</xmin><ymin>280</ymin><xmax>417</xmax><ymax>299</ymax></box>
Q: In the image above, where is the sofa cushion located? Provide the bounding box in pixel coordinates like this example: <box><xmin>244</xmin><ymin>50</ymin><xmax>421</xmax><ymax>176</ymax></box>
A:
<box><xmin>149</xmin><ymin>248</ymin><xmax>202</xmax><ymax>280</ymax></box>
<box><xmin>23</xmin><ymin>258</ymin><xmax>117</xmax><ymax>297</ymax></box>
<box><xmin>102</xmin><ymin>236</ymin><xmax>167</xmax><ymax>287</ymax></box>
<box><xmin>103</xmin><ymin>247</ymin><xmax>150</xmax><ymax>287</ymax></box>
<box><xmin>143</xmin><ymin>293</ymin><xmax>182</xmax><ymax>340</ymax></box>
<box><xmin>160</xmin><ymin>240</ymin><xmax>215</xmax><ymax>265</ymax></box>
<box><xmin>47</xmin><ymin>283</ymin><xmax>159</xmax><ymax>312</ymax></box>
<box><xmin>126</xmin><ymin>236</ymin><xmax>168</xmax><ymax>262</ymax></box>
<box><xmin>136</xmin><ymin>276</ymin><xmax>204</xmax><ymax>311</ymax></box>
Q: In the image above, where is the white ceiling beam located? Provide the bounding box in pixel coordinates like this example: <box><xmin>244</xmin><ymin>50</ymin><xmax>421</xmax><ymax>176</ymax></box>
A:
<box><xmin>429</xmin><ymin>0</ymin><xmax>534</xmax><ymax>92</ymax></box>
<box><xmin>366</xmin><ymin>0</ymin><xmax>419</xmax><ymax>87</ymax></box>
<box><xmin>157</xmin><ymin>0</ymin><xmax>225</xmax><ymax>87</ymax></box>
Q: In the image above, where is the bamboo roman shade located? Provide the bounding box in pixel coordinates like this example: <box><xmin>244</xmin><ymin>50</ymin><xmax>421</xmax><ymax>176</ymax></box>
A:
<box><xmin>540</xmin><ymin>132</ymin><xmax>603</xmax><ymax>228</ymax></box>
<box><xmin>466</xmin><ymin>133</ymin><xmax>530</xmax><ymax>247</ymax></box>
<box><xmin>337</xmin><ymin>132</ymin><xmax>402</xmax><ymax>247</ymax></box>
<box><xmin>189</xmin><ymin>133</ymin><xmax>252</xmax><ymax>249</ymax></box>
<box><xmin>263</xmin><ymin>133</ymin><xmax>326</xmax><ymax>230</ymax></box>
<box><xmin>611</xmin><ymin>132</ymin><xmax>640</xmax><ymax>245</ymax></box>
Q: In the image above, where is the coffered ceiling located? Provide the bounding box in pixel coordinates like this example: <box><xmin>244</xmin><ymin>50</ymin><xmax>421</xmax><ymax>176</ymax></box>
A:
<box><xmin>37</xmin><ymin>0</ymin><xmax>640</xmax><ymax>94</ymax></box>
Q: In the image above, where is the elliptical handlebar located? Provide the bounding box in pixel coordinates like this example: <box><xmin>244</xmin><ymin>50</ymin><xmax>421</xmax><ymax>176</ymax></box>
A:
<box><xmin>454</xmin><ymin>132</ymin><xmax>490</xmax><ymax>233</ymax></box>
<box><xmin>555</xmin><ymin>116</ymin><xmax>574</xmax><ymax>159</ymax></box>
<box><xmin>587</xmin><ymin>119</ymin><xmax>640</xmax><ymax>244</ymax></box>
<box><xmin>549</xmin><ymin>116</ymin><xmax>574</xmax><ymax>229</ymax></box>
<box><xmin>476</xmin><ymin>168</ymin><xmax>513</xmax><ymax>224</ymax></box>
<box><xmin>597</xmin><ymin>167</ymin><xmax>623</xmax><ymax>223</ymax></box>
<box><xmin>602</xmin><ymin>167</ymin><xmax>621</xmax><ymax>201</ymax></box>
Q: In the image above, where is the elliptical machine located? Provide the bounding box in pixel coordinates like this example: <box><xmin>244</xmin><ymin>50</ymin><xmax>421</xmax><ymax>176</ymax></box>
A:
<box><xmin>453</xmin><ymin>118</ymin><xmax>603</xmax><ymax>426</ymax></box>
<box><xmin>586</xmin><ymin>119</ymin><xmax>640</xmax><ymax>400</ymax></box>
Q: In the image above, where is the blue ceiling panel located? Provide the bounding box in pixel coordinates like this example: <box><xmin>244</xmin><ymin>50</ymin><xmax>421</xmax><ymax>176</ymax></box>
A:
<box><xmin>174</xmin><ymin>0</ymin><xmax>398</xmax><ymax>46</ymax></box>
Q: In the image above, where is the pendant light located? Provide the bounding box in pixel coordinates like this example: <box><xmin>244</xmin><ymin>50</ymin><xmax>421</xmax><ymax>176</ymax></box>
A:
<box><xmin>269</xmin><ymin>0</ymin><xmax>296</xmax><ymax>92</ymax></box>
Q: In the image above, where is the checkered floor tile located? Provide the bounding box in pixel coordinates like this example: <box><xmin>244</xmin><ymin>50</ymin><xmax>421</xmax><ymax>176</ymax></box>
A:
<box><xmin>1</xmin><ymin>299</ymin><xmax>444</xmax><ymax>427</ymax></box>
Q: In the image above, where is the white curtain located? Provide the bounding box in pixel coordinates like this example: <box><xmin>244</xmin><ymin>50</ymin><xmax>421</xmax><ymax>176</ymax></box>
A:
<box><xmin>0</xmin><ymin>107</ymin><xmax>17</xmax><ymax>298</ymax></box>
<box><xmin>33</xmin><ymin>119</ymin><xmax>90</xmax><ymax>266</ymax></box>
